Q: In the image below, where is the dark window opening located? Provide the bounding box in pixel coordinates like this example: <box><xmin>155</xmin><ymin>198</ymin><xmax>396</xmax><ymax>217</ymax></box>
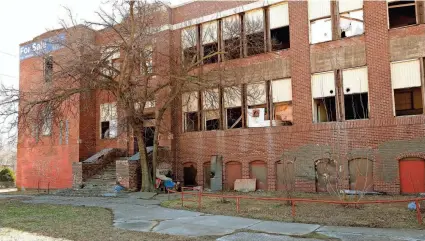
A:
<box><xmin>183</xmin><ymin>46</ymin><xmax>197</xmax><ymax>64</ymax></box>
<box><xmin>388</xmin><ymin>1</ymin><xmax>416</xmax><ymax>29</ymax></box>
<box><xmin>341</xmin><ymin>31</ymin><xmax>347</xmax><ymax>38</ymax></box>
<box><xmin>247</xmin><ymin>32</ymin><xmax>265</xmax><ymax>56</ymax></box>
<box><xmin>206</xmin><ymin>118</ymin><xmax>220</xmax><ymax>130</ymax></box>
<box><xmin>101</xmin><ymin>121</ymin><xmax>110</xmax><ymax>139</ymax></box>
<box><xmin>185</xmin><ymin>112</ymin><xmax>199</xmax><ymax>132</ymax></box>
<box><xmin>271</xmin><ymin>26</ymin><xmax>290</xmax><ymax>51</ymax></box>
<box><xmin>394</xmin><ymin>87</ymin><xmax>423</xmax><ymax>116</ymax></box>
<box><xmin>224</xmin><ymin>37</ymin><xmax>241</xmax><ymax>60</ymax></box>
<box><xmin>203</xmin><ymin>42</ymin><xmax>219</xmax><ymax>64</ymax></box>
<box><xmin>344</xmin><ymin>93</ymin><xmax>369</xmax><ymax>120</ymax></box>
<box><xmin>143</xmin><ymin>126</ymin><xmax>155</xmax><ymax>147</ymax></box>
<box><xmin>183</xmin><ymin>164</ymin><xmax>197</xmax><ymax>186</ymax></box>
<box><xmin>314</xmin><ymin>97</ymin><xmax>336</xmax><ymax>122</ymax></box>
<box><xmin>44</xmin><ymin>56</ymin><xmax>53</xmax><ymax>82</ymax></box>
<box><xmin>226</xmin><ymin>107</ymin><xmax>242</xmax><ymax>129</ymax></box>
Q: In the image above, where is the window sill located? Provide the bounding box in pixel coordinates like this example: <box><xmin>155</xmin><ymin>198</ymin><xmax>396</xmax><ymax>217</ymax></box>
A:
<box><xmin>395</xmin><ymin>114</ymin><xmax>423</xmax><ymax>118</ymax></box>
<box><xmin>388</xmin><ymin>23</ymin><xmax>419</xmax><ymax>31</ymax></box>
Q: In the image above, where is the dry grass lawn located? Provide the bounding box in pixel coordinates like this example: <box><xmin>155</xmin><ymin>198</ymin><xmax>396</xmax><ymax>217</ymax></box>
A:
<box><xmin>161</xmin><ymin>191</ymin><xmax>425</xmax><ymax>229</ymax></box>
<box><xmin>0</xmin><ymin>199</ymin><xmax>215</xmax><ymax>241</ymax></box>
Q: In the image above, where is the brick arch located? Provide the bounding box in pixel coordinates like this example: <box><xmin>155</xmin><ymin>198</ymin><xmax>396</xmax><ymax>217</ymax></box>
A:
<box><xmin>395</xmin><ymin>152</ymin><xmax>425</xmax><ymax>162</ymax></box>
<box><xmin>249</xmin><ymin>160</ymin><xmax>268</xmax><ymax>190</ymax></box>
<box><xmin>275</xmin><ymin>159</ymin><xmax>295</xmax><ymax>191</ymax></box>
<box><xmin>224</xmin><ymin>161</ymin><xmax>242</xmax><ymax>190</ymax></box>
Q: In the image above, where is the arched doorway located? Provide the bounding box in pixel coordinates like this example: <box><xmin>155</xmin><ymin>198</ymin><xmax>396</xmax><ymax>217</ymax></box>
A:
<box><xmin>349</xmin><ymin>159</ymin><xmax>373</xmax><ymax>192</ymax></box>
<box><xmin>399</xmin><ymin>158</ymin><xmax>425</xmax><ymax>194</ymax></box>
<box><xmin>276</xmin><ymin>160</ymin><xmax>295</xmax><ymax>191</ymax></box>
<box><xmin>250</xmin><ymin>160</ymin><xmax>268</xmax><ymax>190</ymax></box>
<box><xmin>225</xmin><ymin>161</ymin><xmax>242</xmax><ymax>190</ymax></box>
<box><xmin>315</xmin><ymin>159</ymin><xmax>337</xmax><ymax>193</ymax></box>
<box><xmin>203</xmin><ymin>161</ymin><xmax>211</xmax><ymax>189</ymax></box>
<box><xmin>183</xmin><ymin>162</ymin><xmax>197</xmax><ymax>186</ymax></box>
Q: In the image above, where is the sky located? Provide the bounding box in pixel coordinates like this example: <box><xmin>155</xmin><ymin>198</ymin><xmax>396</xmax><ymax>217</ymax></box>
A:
<box><xmin>0</xmin><ymin>0</ymin><xmax>187</xmax><ymax>89</ymax></box>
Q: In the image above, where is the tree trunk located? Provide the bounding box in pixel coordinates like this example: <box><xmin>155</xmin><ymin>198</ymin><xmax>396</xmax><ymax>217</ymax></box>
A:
<box><xmin>135</xmin><ymin>130</ymin><xmax>153</xmax><ymax>192</ymax></box>
<box><xmin>151</xmin><ymin>109</ymin><xmax>166</xmax><ymax>185</ymax></box>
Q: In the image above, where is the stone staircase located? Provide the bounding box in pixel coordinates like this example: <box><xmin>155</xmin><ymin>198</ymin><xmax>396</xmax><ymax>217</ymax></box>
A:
<box><xmin>56</xmin><ymin>161</ymin><xmax>120</xmax><ymax>197</ymax></box>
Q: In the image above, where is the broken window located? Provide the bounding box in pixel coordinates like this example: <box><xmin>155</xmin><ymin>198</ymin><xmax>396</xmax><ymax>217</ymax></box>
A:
<box><xmin>224</xmin><ymin>86</ymin><xmax>242</xmax><ymax>129</ymax></box>
<box><xmin>202</xmin><ymin>21</ymin><xmax>218</xmax><ymax>64</ymax></box>
<box><xmin>343</xmin><ymin>66</ymin><xmax>369</xmax><ymax>120</ymax></box>
<box><xmin>247</xmin><ymin>82</ymin><xmax>269</xmax><ymax>127</ymax></box>
<box><xmin>140</xmin><ymin>45</ymin><xmax>153</xmax><ymax>75</ymax></box>
<box><xmin>309</xmin><ymin>0</ymin><xmax>332</xmax><ymax>44</ymax></box>
<box><xmin>182</xmin><ymin>91</ymin><xmax>199</xmax><ymax>132</ymax></box>
<box><xmin>100</xmin><ymin>102</ymin><xmax>117</xmax><ymax>139</ymax></box>
<box><xmin>203</xmin><ymin>89</ymin><xmax>220</xmax><ymax>130</ymax></box>
<box><xmin>101</xmin><ymin>47</ymin><xmax>120</xmax><ymax>77</ymax></box>
<box><xmin>245</xmin><ymin>9</ymin><xmax>265</xmax><ymax>56</ymax></box>
<box><xmin>41</xmin><ymin>105</ymin><xmax>52</xmax><ymax>136</ymax></box>
<box><xmin>223</xmin><ymin>15</ymin><xmax>242</xmax><ymax>60</ymax></box>
<box><xmin>269</xmin><ymin>3</ymin><xmax>290</xmax><ymax>51</ymax></box>
<box><xmin>182</xmin><ymin>26</ymin><xmax>198</xmax><ymax>65</ymax></box>
<box><xmin>272</xmin><ymin>78</ymin><xmax>293</xmax><ymax>125</ymax></box>
<box><xmin>339</xmin><ymin>0</ymin><xmax>364</xmax><ymax>38</ymax></box>
<box><xmin>44</xmin><ymin>56</ymin><xmax>53</xmax><ymax>82</ymax></box>
<box><xmin>388</xmin><ymin>0</ymin><xmax>417</xmax><ymax>29</ymax></box>
<box><xmin>391</xmin><ymin>59</ymin><xmax>423</xmax><ymax>116</ymax></box>
<box><xmin>312</xmin><ymin>72</ymin><xmax>337</xmax><ymax>122</ymax></box>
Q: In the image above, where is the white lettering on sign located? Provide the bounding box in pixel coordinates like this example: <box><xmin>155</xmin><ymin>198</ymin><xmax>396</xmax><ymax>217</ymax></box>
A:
<box><xmin>20</xmin><ymin>33</ymin><xmax>66</xmax><ymax>61</ymax></box>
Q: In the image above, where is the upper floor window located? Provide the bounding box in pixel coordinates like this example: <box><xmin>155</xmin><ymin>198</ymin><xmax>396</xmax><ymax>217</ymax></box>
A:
<box><xmin>244</xmin><ymin>9</ymin><xmax>265</xmax><ymax>56</ymax></box>
<box><xmin>182</xmin><ymin>91</ymin><xmax>199</xmax><ymax>132</ymax></box>
<box><xmin>391</xmin><ymin>59</ymin><xmax>423</xmax><ymax>116</ymax></box>
<box><xmin>223</xmin><ymin>15</ymin><xmax>242</xmax><ymax>60</ymax></box>
<box><xmin>182</xmin><ymin>26</ymin><xmax>198</xmax><ymax>65</ymax></box>
<box><xmin>388</xmin><ymin>0</ymin><xmax>417</xmax><ymax>29</ymax></box>
<box><xmin>269</xmin><ymin>3</ymin><xmax>290</xmax><ymax>51</ymax></box>
<box><xmin>309</xmin><ymin>0</ymin><xmax>332</xmax><ymax>44</ymax></box>
<box><xmin>41</xmin><ymin>105</ymin><xmax>52</xmax><ymax>136</ymax></box>
<box><xmin>311</xmin><ymin>72</ymin><xmax>337</xmax><ymax>122</ymax></box>
<box><xmin>342</xmin><ymin>66</ymin><xmax>369</xmax><ymax>120</ymax></box>
<box><xmin>44</xmin><ymin>56</ymin><xmax>53</xmax><ymax>82</ymax></box>
<box><xmin>141</xmin><ymin>45</ymin><xmax>153</xmax><ymax>75</ymax></box>
<box><xmin>101</xmin><ymin>47</ymin><xmax>120</xmax><ymax>77</ymax></box>
<box><xmin>202</xmin><ymin>89</ymin><xmax>220</xmax><ymax>130</ymax></box>
<box><xmin>201</xmin><ymin>21</ymin><xmax>218</xmax><ymax>64</ymax></box>
<box><xmin>338</xmin><ymin>0</ymin><xmax>364</xmax><ymax>38</ymax></box>
<box><xmin>100</xmin><ymin>102</ymin><xmax>117</xmax><ymax>139</ymax></box>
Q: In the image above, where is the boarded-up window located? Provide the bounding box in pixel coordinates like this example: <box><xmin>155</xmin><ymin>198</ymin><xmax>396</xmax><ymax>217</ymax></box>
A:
<box><xmin>349</xmin><ymin>159</ymin><xmax>373</xmax><ymax>191</ymax></box>
<box><xmin>315</xmin><ymin>159</ymin><xmax>337</xmax><ymax>193</ymax></box>
<box><xmin>312</xmin><ymin>72</ymin><xmax>335</xmax><ymax>98</ymax></box>
<box><xmin>250</xmin><ymin>160</ymin><xmax>268</xmax><ymax>190</ymax></box>
<box><xmin>225</xmin><ymin>161</ymin><xmax>242</xmax><ymax>190</ymax></box>
<box><xmin>276</xmin><ymin>160</ymin><xmax>295</xmax><ymax>191</ymax></box>
<box><xmin>391</xmin><ymin>59</ymin><xmax>421</xmax><ymax>90</ymax></box>
<box><xmin>309</xmin><ymin>0</ymin><xmax>331</xmax><ymax>20</ymax></box>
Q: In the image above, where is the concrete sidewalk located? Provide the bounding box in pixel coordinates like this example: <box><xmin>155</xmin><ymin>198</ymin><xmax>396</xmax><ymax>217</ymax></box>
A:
<box><xmin>1</xmin><ymin>194</ymin><xmax>424</xmax><ymax>241</ymax></box>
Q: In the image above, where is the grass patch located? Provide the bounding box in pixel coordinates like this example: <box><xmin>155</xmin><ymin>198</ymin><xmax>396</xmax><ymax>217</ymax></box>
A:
<box><xmin>161</xmin><ymin>191</ymin><xmax>425</xmax><ymax>229</ymax></box>
<box><xmin>0</xmin><ymin>200</ymin><xmax>214</xmax><ymax>241</ymax></box>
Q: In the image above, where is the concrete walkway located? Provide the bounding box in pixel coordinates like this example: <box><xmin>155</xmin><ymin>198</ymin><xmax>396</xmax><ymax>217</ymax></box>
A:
<box><xmin>1</xmin><ymin>194</ymin><xmax>424</xmax><ymax>241</ymax></box>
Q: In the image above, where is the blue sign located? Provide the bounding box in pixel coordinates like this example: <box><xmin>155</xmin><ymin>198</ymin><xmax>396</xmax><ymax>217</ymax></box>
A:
<box><xmin>20</xmin><ymin>33</ymin><xmax>66</xmax><ymax>61</ymax></box>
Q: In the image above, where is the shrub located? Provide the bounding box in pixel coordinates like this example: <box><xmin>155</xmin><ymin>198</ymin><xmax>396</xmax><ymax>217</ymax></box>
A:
<box><xmin>0</xmin><ymin>167</ymin><xmax>15</xmax><ymax>182</ymax></box>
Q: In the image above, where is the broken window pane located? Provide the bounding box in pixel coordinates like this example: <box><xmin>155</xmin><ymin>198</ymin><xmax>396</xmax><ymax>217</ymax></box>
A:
<box><xmin>388</xmin><ymin>1</ymin><xmax>416</xmax><ymax>29</ymax></box>
<box><xmin>273</xmin><ymin>103</ymin><xmax>293</xmax><ymax>125</ymax></box>
<box><xmin>204</xmin><ymin>110</ymin><xmax>220</xmax><ymax>130</ymax></box>
<box><xmin>183</xmin><ymin>46</ymin><xmax>197</xmax><ymax>64</ymax></box>
<box><xmin>226</xmin><ymin>107</ymin><xmax>242</xmax><ymax>129</ymax></box>
<box><xmin>101</xmin><ymin>121</ymin><xmax>110</xmax><ymax>139</ymax></box>
<box><xmin>202</xmin><ymin>21</ymin><xmax>218</xmax><ymax>64</ymax></box>
<box><xmin>344</xmin><ymin>93</ymin><xmax>369</xmax><ymax>120</ymax></box>
<box><xmin>271</xmin><ymin>26</ymin><xmax>290</xmax><ymax>51</ymax></box>
<box><xmin>314</xmin><ymin>97</ymin><xmax>336</xmax><ymax>122</ymax></box>
<box><xmin>223</xmin><ymin>15</ymin><xmax>242</xmax><ymax>60</ymax></box>
<box><xmin>247</xmin><ymin>106</ymin><xmax>269</xmax><ymax>127</ymax></box>
<box><xmin>203</xmin><ymin>43</ymin><xmax>218</xmax><ymax>64</ymax></box>
<box><xmin>394</xmin><ymin>87</ymin><xmax>423</xmax><ymax>116</ymax></box>
<box><xmin>245</xmin><ymin>9</ymin><xmax>265</xmax><ymax>56</ymax></box>
<box><xmin>185</xmin><ymin>112</ymin><xmax>199</xmax><ymax>132</ymax></box>
<box><xmin>340</xmin><ymin>10</ymin><xmax>364</xmax><ymax>38</ymax></box>
<box><xmin>247</xmin><ymin>32</ymin><xmax>265</xmax><ymax>56</ymax></box>
<box><xmin>310</xmin><ymin>18</ymin><xmax>332</xmax><ymax>44</ymax></box>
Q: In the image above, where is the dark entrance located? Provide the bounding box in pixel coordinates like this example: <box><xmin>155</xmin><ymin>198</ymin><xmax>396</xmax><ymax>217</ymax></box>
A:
<box><xmin>134</xmin><ymin>126</ymin><xmax>156</xmax><ymax>152</ymax></box>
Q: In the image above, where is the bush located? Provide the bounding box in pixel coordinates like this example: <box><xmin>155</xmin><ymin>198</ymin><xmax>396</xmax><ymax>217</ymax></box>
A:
<box><xmin>0</xmin><ymin>167</ymin><xmax>15</xmax><ymax>182</ymax></box>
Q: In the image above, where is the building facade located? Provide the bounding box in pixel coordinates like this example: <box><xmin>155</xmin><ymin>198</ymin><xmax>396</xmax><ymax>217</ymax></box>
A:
<box><xmin>17</xmin><ymin>0</ymin><xmax>425</xmax><ymax>194</ymax></box>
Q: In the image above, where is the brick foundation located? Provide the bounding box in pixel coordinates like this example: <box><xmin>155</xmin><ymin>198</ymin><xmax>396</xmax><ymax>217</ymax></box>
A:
<box><xmin>116</xmin><ymin>159</ymin><xmax>141</xmax><ymax>191</ymax></box>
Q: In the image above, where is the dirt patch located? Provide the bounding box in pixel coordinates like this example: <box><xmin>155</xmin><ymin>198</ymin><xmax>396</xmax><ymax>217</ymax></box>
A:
<box><xmin>161</xmin><ymin>191</ymin><xmax>425</xmax><ymax>229</ymax></box>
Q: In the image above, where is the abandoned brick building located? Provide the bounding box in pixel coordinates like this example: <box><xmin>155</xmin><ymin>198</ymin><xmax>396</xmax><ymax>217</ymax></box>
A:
<box><xmin>17</xmin><ymin>0</ymin><xmax>425</xmax><ymax>194</ymax></box>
